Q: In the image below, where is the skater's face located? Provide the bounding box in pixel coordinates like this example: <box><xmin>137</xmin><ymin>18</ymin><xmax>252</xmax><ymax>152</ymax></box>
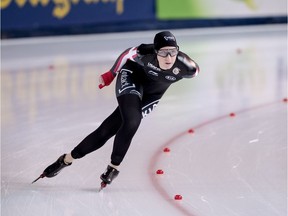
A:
<box><xmin>156</xmin><ymin>46</ymin><xmax>178</xmax><ymax>70</ymax></box>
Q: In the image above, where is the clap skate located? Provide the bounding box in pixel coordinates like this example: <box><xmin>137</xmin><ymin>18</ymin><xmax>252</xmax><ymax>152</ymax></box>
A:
<box><xmin>99</xmin><ymin>165</ymin><xmax>119</xmax><ymax>191</ymax></box>
<box><xmin>32</xmin><ymin>154</ymin><xmax>72</xmax><ymax>183</ymax></box>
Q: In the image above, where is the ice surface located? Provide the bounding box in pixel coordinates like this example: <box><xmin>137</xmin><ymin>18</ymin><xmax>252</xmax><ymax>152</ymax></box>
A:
<box><xmin>1</xmin><ymin>24</ymin><xmax>287</xmax><ymax>216</ymax></box>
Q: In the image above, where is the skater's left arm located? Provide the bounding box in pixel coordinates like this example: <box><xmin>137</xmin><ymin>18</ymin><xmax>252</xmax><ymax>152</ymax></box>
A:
<box><xmin>177</xmin><ymin>52</ymin><xmax>200</xmax><ymax>79</ymax></box>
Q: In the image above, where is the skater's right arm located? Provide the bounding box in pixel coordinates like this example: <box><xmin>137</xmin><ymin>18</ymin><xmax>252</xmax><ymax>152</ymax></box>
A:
<box><xmin>98</xmin><ymin>44</ymin><xmax>155</xmax><ymax>89</ymax></box>
<box><xmin>98</xmin><ymin>47</ymin><xmax>138</xmax><ymax>89</ymax></box>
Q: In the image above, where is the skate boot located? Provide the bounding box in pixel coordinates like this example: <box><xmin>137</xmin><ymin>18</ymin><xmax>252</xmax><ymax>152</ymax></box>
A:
<box><xmin>32</xmin><ymin>154</ymin><xmax>72</xmax><ymax>183</ymax></box>
<box><xmin>99</xmin><ymin>165</ymin><xmax>119</xmax><ymax>190</ymax></box>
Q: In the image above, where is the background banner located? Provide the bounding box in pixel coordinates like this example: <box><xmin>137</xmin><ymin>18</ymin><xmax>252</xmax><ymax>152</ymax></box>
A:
<box><xmin>1</xmin><ymin>0</ymin><xmax>286</xmax><ymax>38</ymax></box>
<box><xmin>156</xmin><ymin>0</ymin><xmax>287</xmax><ymax>19</ymax></box>
<box><xmin>1</xmin><ymin>0</ymin><xmax>155</xmax><ymax>30</ymax></box>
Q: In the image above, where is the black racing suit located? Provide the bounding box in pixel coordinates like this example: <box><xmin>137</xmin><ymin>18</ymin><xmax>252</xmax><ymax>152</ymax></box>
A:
<box><xmin>71</xmin><ymin>44</ymin><xmax>199</xmax><ymax>166</ymax></box>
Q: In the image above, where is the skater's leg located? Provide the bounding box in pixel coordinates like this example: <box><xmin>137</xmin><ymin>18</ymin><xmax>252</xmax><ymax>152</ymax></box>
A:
<box><xmin>110</xmin><ymin>94</ymin><xmax>142</xmax><ymax>166</ymax></box>
<box><xmin>33</xmin><ymin>108</ymin><xmax>122</xmax><ymax>182</ymax></box>
<box><xmin>99</xmin><ymin>94</ymin><xmax>141</xmax><ymax>186</ymax></box>
<box><xmin>71</xmin><ymin>107</ymin><xmax>122</xmax><ymax>159</ymax></box>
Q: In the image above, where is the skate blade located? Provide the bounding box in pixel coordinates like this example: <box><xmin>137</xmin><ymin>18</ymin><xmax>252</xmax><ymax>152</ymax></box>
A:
<box><xmin>99</xmin><ymin>182</ymin><xmax>107</xmax><ymax>192</ymax></box>
<box><xmin>31</xmin><ymin>174</ymin><xmax>45</xmax><ymax>184</ymax></box>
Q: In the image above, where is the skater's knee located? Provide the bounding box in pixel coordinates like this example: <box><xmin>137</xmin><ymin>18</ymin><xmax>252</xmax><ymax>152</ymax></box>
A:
<box><xmin>123</xmin><ymin>117</ymin><xmax>141</xmax><ymax>134</ymax></box>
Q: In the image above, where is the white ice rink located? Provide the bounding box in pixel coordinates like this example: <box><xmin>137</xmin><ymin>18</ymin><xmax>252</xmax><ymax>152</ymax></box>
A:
<box><xmin>1</xmin><ymin>24</ymin><xmax>287</xmax><ymax>216</ymax></box>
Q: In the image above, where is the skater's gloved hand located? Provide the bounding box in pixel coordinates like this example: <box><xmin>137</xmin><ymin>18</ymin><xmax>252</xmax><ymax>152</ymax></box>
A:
<box><xmin>98</xmin><ymin>71</ymin><xmax>115</xmax><ymax>89</ymax></box>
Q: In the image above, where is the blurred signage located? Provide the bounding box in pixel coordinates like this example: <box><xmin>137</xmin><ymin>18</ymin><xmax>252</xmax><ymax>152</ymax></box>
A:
<box><xmin>1</xmin><ymin>0</ymin><xmax>155</xmax><ymax>30</ymax></box>
<box><xmin>156</xmin><ymin>0</ymin><xmax>287</xmax><ymax>19</ymax></box>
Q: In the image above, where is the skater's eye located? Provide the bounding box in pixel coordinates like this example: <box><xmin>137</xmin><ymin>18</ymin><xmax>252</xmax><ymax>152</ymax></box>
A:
<box><xmin>157</xmin><ymin>48</ymin><xmax>178</xmax><ymax>57</ymax></box>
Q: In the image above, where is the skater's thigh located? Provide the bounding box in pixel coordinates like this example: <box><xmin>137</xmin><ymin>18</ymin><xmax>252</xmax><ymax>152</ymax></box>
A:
<box><xmin>117</xmin><ymin>94</ymin><xmax>142</xmax><ymax>125</ymax></box>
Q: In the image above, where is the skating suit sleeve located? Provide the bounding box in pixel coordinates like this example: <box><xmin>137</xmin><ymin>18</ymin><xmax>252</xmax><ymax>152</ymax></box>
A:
<box><xmin>108</xmin><ymin>47</ymin><xmax>139</xmax><ymax>76</ymax></box>
<box><xmin>108</xmin><ymin>44</ymin><xmax>155</xmax><ymax>76</ymax></box>
<box><xmin>176</xmin><ymin>51</ymin><xmax>199</xmax><ymax>79</ymax></box>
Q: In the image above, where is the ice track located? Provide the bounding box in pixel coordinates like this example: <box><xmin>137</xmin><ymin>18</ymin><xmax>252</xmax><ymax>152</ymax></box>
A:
<box><xmin>1</xmin><ymin>24</ymin><xmax>287</xmax><ymax>216</ymax></box>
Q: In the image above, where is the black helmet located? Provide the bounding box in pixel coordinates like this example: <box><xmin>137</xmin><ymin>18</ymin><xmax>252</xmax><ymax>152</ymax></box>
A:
<box><xmin>154</xmin><ymin>31</ymin><xmax>178</xmax><ymax>50</ymax></box>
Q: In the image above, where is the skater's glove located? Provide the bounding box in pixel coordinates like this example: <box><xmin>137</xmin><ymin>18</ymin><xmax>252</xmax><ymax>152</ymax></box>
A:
<box><xmin>98</xmin><ymin>71</ymin><xmax>115</xmax><ymax>89</ymax></box>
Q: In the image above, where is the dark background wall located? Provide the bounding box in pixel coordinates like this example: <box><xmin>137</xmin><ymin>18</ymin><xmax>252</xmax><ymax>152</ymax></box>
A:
<box><xmin>1</xmin><ymin>0</ymin><xmax>287</xmax><ymax>39</ymax></box>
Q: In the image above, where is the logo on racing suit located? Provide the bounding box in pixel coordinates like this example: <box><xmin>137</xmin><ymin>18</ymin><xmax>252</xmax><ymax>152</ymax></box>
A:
<box><xmin>118</xmin><ymin>69</ymin><xmax>136</xmax><ymax>94</ymax></box>
<box><xmin>165</xmin><ymin>75</ymin><xmax>176</xmax><ymax>81</ymax></box>
<box><xmin>172</xmin><ymin>67</ymin><xmax>180</xmax><ymax>75</ymax></box>
<box><xmin>147</xmin><ymin>62</ymin><xmax>161</xmax><ymax>71</ymax></box>
<box><xmin>142</xmin><ymin>100</ymin><xmax>159</xmax><ymax>118</ymax></box>
<box><xmin>120</xmin><ymin>70</ymin><xmax>130</xmax><ymax>87</ymax></box>
<box><xmin>148</xmin><ymin>70</ymin><xmax>159</xmax><ymax>76</ymax></box>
